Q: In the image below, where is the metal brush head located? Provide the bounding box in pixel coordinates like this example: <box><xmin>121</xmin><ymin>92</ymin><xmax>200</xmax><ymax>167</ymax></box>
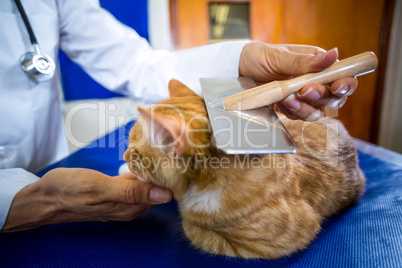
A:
<box><xmin>200</xmin><ymin>77</ymin><xmax>297</xmax><ymax>154</ymax></box>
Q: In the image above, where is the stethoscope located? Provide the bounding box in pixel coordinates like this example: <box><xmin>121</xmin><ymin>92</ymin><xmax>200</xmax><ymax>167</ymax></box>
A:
<box><xmin>14</xmin><ymin>0</ymin><xmax>55</xmax><ymax>82</ymax></box>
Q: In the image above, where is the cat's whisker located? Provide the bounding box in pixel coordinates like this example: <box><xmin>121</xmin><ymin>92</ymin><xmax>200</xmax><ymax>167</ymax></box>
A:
<box><xmin>114</xmin><ymin>137</ymin><xmax>129</xmax><ymax>148</ymax></box>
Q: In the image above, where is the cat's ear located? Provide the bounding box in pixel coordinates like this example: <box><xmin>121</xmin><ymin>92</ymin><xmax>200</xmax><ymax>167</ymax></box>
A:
<box><xmin>138</xmin><ymin>106</ymin><xmax>187</xmax><ymax>157</ymax></box>
<box><xmin>168</xmin><ymin>79</ymin><xmax>198</xmax><ymax>98</ymax></box>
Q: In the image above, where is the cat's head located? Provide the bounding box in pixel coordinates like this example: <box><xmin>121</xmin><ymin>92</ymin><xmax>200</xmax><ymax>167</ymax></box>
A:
<box><xmin>124</xmin><ymin>80</ymin><xmax>217</xmax><ymax>194</ymax></box>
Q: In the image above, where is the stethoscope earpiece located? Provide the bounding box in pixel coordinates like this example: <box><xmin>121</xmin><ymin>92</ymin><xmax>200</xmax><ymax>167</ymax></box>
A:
<box><xmin>15</xmin><ymin>0</ymin><xmax>55</xmax><ymax>83</ymax></box>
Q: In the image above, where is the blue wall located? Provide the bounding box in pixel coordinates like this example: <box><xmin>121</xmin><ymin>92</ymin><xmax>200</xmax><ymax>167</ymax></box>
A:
<box><xmin>59</xmin><ymin>0</ymin><xmax>149</xmax><ymax>101</ymax></box>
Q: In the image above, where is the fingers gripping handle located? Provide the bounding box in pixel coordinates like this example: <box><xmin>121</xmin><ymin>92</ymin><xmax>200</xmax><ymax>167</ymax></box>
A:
<box><xmin>223</xmin><ymin>52</ymin><xmax>378</xmax><ymax>111</ymax></box>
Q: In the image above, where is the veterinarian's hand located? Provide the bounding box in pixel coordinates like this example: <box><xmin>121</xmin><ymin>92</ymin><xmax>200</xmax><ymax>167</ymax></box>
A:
<box><xmin>2</xmin><ymin>168</ymin><xmax>172</xmax><ymax>232</ymax></box>
<box><xmin>239</xmin><ymin>42</ymin><xmax>358</xmax><ymax>121</ymax></box>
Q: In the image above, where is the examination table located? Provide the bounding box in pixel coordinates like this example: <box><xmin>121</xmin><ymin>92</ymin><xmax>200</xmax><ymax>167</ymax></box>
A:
<box><xmin>1</xmin><ymin>122</ymin><xmax>401</xmax><ymax>268</ymax></box>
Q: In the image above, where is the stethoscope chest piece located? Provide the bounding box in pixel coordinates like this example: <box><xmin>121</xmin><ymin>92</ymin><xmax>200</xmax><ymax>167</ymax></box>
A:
<box><xmin>15</xmin><ymin>0</ymin><xmax>55</xmax><ymax>82</ymax></box>
<box><xmin>20</xmin><ymin>51</ymin><xmax>55</xmax><ymax>83</ymax></box>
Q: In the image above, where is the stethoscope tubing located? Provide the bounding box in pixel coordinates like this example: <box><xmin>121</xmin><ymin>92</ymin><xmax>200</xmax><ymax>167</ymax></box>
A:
<box><xmin>14</xmin><ymin>0</ymin><xmax>55</xmax><ymax>82</ymax></box>
<box><xmin>14</xmin><ymin>0</ymin><xmax>38</xmax><ymax>46</ymax></box>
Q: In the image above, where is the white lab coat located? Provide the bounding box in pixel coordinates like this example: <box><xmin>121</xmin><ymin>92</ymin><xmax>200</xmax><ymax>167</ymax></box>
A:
<box><xmin>0</xmin><ymin>0</ymin><xmax>246</xmax><ymax>229</ymax></box>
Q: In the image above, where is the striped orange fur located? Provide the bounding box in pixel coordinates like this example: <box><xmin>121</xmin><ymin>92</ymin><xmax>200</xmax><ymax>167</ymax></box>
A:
<box><xmin>124</xmin><ymin>79</ymin><xmax>365</xmax><ymax>259</ymax></box>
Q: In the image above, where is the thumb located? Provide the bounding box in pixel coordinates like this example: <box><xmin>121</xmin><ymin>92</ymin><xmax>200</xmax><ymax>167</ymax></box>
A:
<box><xmin>281</xmin><ymin>47</ymin><xmax>339</xmax><ymax>76</ymax></box>
<box><xmin>105</xmin><ymin>175</ymin><xmax>173</xmax><ymax>205</ymax></box>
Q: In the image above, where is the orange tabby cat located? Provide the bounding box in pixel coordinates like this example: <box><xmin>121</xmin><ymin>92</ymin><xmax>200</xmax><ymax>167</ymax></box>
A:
<box><xmin>124</xmin><ymin>79</ymin><xmax>365</xmax><ymax>259</ymax></box>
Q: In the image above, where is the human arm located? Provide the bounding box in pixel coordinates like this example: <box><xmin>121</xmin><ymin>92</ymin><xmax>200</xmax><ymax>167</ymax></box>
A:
<box><xmin>56</xmin><ymin>1</ymin><xmax>356</xmax><ymax>120</ymax></box>
<box><xmin>1</xmin><ymin>168</ymin><xmax>172</xmax><ymax>232</ymax></box>
<box><xmin>0</xmin><ymin>169</ymin><xmax>40</xmax><ymax>230</ymax></box>
<box><xmin>56</xmin><ymin>0</ymin><xmax>246</xmax><ymax>102</ymax></box>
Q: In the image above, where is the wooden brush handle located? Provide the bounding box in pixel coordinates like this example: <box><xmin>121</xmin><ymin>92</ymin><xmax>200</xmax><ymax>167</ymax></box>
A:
<box><xmin>223</xmin><ymin>51</ymin><xmax>378</xmax><ymax>110</ymax></box>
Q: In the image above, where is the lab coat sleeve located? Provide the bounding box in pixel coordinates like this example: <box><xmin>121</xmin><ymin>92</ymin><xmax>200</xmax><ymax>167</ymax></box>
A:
<box><xmin>56</xmin><ymin>0</ymin><xmax>248</xmax><ymax>102</ymax></box>
<box><xmin>0</xmin><ymin>169</ymin><xmax>39</xmax><ymax>230</ymax></box>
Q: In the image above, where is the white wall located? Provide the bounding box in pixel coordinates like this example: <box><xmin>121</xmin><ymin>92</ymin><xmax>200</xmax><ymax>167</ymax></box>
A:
<box><xmin>63</xmin><ymin>98</ymin><xmax>148</xmax><ymax>153</ymax></box>
<box><xmin>148</xmin><ymin>0</ymin><xmax>173</xmax><ymax>50</ymax></box>
<box><xmin>378</xmin><ymin>0</ymin><xmax>402</xmax><ymax>153</ymax></box>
